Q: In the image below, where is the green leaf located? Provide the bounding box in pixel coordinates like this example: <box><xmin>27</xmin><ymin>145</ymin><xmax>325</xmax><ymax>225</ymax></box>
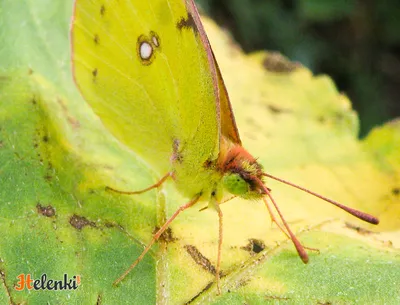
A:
<box><xmin>0</xmin><ymin>1</ymin><xmax>399</xmax><ymax>304</ymax></box>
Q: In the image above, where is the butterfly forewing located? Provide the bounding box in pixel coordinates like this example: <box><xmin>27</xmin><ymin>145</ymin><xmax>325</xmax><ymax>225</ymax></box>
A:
<box><xmin>71</xmin><ymin>0</ymin><xmax>220</xmax><ymax>176</ymax></box>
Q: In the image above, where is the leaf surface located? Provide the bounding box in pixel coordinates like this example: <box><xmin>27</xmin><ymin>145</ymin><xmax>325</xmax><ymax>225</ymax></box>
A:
<box><xmin>0</xmin><ymin>1</ymin><xmax>399</xmax><ymax>304</ymax></box>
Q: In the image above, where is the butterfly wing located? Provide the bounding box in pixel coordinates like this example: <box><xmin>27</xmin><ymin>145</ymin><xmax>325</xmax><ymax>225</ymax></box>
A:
<box><xmin>71</xmin><ymin>0</ymin><xmax>221</xmax><ymax>176</ymax></box>
<box><xmin>213</xmin><ymin>54</ymin><xmax>241</xmax><ymax>145</ymax></box>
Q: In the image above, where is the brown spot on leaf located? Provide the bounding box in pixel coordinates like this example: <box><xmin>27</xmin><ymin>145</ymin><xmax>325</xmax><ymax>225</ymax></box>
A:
<box><xmin>241</xmin><ymin>238</ymin><xmax>266</xmax><ymax>255</ymax></box>
<box><xmin>335</xmin><ymin>112</ymin><xmax>344</xmax><ymax>120</ymax></box>
<box><xmin>263</xmin><ymin>52</ymin><xmax>300</xmax><ymax>72</ymax></box>
<box><xmin>267</xmin><ymin>104</ymin><xmax>291</xmax><ymax>114</ymax></box>
<box><xmin>69</xmin><ymin>214</ymin><xmax>95</xmax><ymax>230</ymax></box>
<box><xmin>0</xmin><ymin>269</ymin><xmax>15</xmax><ymax>305</ymax></box>
<box><xmin>56</xmin><ymin>98</ymin><xmax>81</xmax><ymax>129</ymax></box>
<box><xmin>96</xmin><ymin>293</ymin><xmax>102</xmax><ymax>305</ymax></box>
<box><xmin>171</xmin><ymin>139</ymin><xmax>183</xmax><ymax>163</ymax></box>
<box><xmin>67</xmin><ymin>116</ymin><xmax>81</xmax><ymax>129</ymax></box>
<box><xmin>37</xmin><ymin>203</ymin><xmax>56</xmax><ymax>217</ymax></box>
<box><xmin>245</xmin><ymin>117</ymin><xmax>262</xmax><ymax>129</ymax></box>
<box><xmin>268</xmin><ymin>104</ymin><xmax>283</xmax><ymax>114</ymax></box>
<box><xmin>184</xmin><ymin>245</ymin><xmax>220</xmax><ymax>276</ymax></box>
<box><xmin>104</xmin><ymin>222</ymin><xmax>115</xmax><ymax>228</ymax></box>
<box><xmin>236</xmin><ymin>278</ymin><xmax>250</xmax><ymax>289</ymax></box>
<box><xmin>184</xmin><ymin>282</ymin><xmax>213</xmax><ymax>304</ymax></box>
<box><xmin>153</xmin><ymin>227</ymin><xmax>176</xmax><ymax>243</ymax></box>
<box><xmin>265</xmin><ymin>295</ymin><xmax>290</xmax><ymax>301</ymax></box>
<box><xmin>345</xmin><ymin>222</ymin><xmax>375</xmax><ymax>235</ymax></box>
<box><xmin>104</xmin><ymin>221</ymin><xmax>136</xmax><ymax>241</ymax></box>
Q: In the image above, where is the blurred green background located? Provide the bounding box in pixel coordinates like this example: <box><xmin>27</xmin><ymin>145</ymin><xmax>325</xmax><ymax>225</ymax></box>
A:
<box><xmin>196</xmin><ymin>0</ymin><xmax>400</xmax><ymax>137</ymax></box>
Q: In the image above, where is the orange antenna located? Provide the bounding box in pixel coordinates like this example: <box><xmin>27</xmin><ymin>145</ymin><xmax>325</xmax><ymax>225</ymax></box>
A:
<box><xmin>262</xmin><ymin>173</ymin><xmax>379</xmax><ymax>225</ymax></box>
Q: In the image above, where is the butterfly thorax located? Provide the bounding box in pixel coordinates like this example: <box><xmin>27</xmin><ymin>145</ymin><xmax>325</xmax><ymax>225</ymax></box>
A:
<box><xmin>171</xmin><ymin>136</ymin><xmax>265</xmax><ymax>204</ymax></box>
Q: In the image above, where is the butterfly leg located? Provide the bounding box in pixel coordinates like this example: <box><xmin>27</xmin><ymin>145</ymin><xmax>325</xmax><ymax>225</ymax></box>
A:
<box><xmin>215</xmin><ymin>202</ymin><xmax>223</xmax><ymax>295</ymax></box>
<box><xmin>262</xmin><ymin>196</ymin><xmax>320</xmax><ymax>253</ymax></box>
<box><xmin>113</xmin><ymin>194</ymin><xmax>201</xmax><ymax>286</ymax></box>
<box><xmin>263</xmin><ymin>195</ymin><xmax>292</xmax><ymax>239</ymax></box>
<box><xmin>262</xmin><ymin>192</ymin><xmax>309</xmax><ymax>263</ymax></box>
<box><xmin>106</xmin><ymin>172</ymin><xmax>172</xmax><ymax>195</ymax></box>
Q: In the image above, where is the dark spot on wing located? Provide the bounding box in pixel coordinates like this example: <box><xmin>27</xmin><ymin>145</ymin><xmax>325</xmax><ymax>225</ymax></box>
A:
<box><xmin>92</xmin><ymin>68</ymin><xmax>98</xmax><ymax>82</ymax></box>
<box><xmin>241</xmin><ymin>238</ymin><xmax>266</xmax><ymax>255</ymax></box>
<box><xmin>203</xmin><ymin>159</ymin><xmax>213</xmax><ymax>168</ymax></box>
<box><xmin>100</xmin><ymin>5</ymin><xmax>105</xmax><ymax>16</ymax></box>
<box><xmin>177</xmin><ymin>13</ymin><xmax>198</xmax><ymax>33</ymax></box>
<box><xmin>36</xmin><ymin>203</ymin><xmax>56</xmax><ymax>217</ymax></box>
<box><xmin>69</xmin><ymin>214</ymin><xmax>96</xmax><ymax>230</ymax></box>
<box><xmin>94</xmin><ymin>34</ymin><xmax>99</xmax><ymax>45</ymax></box>
<box><xmin>392</xmin><ymin>187</ymin><xmax>399</xmax><ymax>196</ymax></box>
<box><xmin>137</xmin><ymin>32</ymin><xmax>160</xmax><ymax>65</ymax></box>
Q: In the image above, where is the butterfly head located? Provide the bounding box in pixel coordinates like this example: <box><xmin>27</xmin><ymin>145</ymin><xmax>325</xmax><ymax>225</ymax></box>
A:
<box><xmin>219</xmin><ymin>145</ymin><xmax>266</xmax><ymax>199</ymax></box>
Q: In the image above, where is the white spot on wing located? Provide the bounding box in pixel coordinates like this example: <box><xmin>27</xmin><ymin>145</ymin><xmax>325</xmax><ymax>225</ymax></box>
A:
<box><xmin>152</xmin><ymin>35</ymin><xmax>159</xmax><ymax>47</ymax></box>
<box><xmin>140</xmin><ymin>42</ymin><xmax>153</xmax><ymax>60</ymax></box>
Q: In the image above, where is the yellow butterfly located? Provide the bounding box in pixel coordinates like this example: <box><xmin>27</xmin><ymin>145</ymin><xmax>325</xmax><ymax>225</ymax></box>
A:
<box><xmin>71</xmin><ymin>0</ymin><xmax>378</xmax><ymax>293</ymax></box>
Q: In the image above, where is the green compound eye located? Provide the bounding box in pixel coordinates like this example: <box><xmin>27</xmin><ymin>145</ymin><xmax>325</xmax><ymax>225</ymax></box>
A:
<box><xmin>223</xmin><ymin>173</ymin><xmax>249</xmax><ymax>196</ymax></box>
